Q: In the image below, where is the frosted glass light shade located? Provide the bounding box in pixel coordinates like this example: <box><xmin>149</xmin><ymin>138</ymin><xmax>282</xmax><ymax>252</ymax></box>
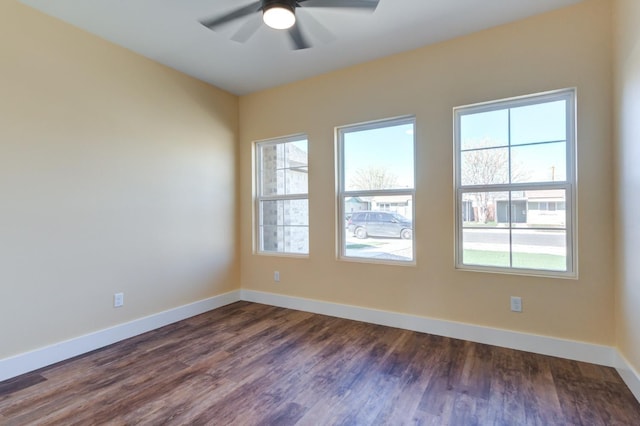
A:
<box><xmin>263</xmin><ymin>6</ymin><xmax>295</xmax><ymax>30</ymax></box>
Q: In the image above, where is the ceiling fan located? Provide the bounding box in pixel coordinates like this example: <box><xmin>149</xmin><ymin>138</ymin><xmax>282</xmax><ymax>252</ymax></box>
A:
<box><xmin>200</xmin><ymin>0</ymin><xmax>380</xmax><ymax>50</ymax></box>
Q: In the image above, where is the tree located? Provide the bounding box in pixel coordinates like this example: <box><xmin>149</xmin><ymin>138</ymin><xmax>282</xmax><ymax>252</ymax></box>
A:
<box><xmin>348</xmin><ymin>166</ymin><xmax>399</xmax><ymax>190</ymax></box>
<box><xmin>461</xmin><ymin>139</ymin><xmax>528</xmax><ymax>223</ymax></box>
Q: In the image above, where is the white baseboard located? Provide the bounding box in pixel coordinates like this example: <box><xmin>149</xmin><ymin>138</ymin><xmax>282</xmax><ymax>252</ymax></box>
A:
<box><xmin>615</xmin><ymin>351</ymin><xmax>640</xmax><ymax>402</ymax></box>
<box><xmin>0</xmin><ymin>290</ymin><xmax>241</xmax><ymax>382</ymax></box>
<box><xmin>4</xmin><ymin>287</ymin><xmax>635</xmax><ymax>403</ymax></box>
<box><xmin>240</xmin><ymin>289</ymin><xmax>616</xmax><ymax>367</ymax></box>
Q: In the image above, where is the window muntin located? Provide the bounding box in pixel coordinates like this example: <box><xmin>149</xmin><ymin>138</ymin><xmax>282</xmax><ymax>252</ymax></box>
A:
<box><xmin>455</xmin><ymin>90</ymin><xmax>576</xmax><ymax>276</ymax></box>
<box><xmin>338</xmin><ymin>117</ymin><xmax>416</xmax><ymax>263</ymax></box>
<box><xmin>256</xmin><ymin>136</ymin><xmax>309</xmax><ymax>255</ymax></box>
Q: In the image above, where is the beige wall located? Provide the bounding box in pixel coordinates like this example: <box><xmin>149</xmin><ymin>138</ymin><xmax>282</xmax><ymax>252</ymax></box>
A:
<box><xmin>239</xmin><ymin>0</ymin><xmax>615</xmax><ymax>345</ymax></box>
<box><xmin>0</xmin><ymin>2</ymin><xmax>239</xmax><ymax>358</ymax></box>
<box><xmin>2</xmin><ymin>0</ymin><xmax>625</xmax><ymax>364</ymax></box>
<box><xmin>614</xmin><ymin>0</ymin><xmax>640</xmax><ymax>373</ymax></box>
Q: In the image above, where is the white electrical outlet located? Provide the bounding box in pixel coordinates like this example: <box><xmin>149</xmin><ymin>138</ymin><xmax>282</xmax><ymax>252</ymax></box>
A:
<box><xmin>510</xmin><ymin>296</ymin><xmax>522</xmax><ymax>313</ymax></box>
<box><xmin>114</xmin><ymin>292</ymin><xmax>124</xmax><ymax>308</ymax></box>
<box><xmin>274</xmin><ymin>271</ymin><xmax>280</xmax><ymax>282</ymax></box>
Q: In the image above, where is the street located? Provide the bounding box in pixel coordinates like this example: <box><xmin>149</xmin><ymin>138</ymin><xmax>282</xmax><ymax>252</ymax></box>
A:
<box><xmin>343</xmin><ymin>228</ymin><xmax>566</xmax><ymax>261</ymax></box>
<box><xmin>463</xmin><ymin>228</ymin><xmax>566</xmax><ymax>247</ymax></box>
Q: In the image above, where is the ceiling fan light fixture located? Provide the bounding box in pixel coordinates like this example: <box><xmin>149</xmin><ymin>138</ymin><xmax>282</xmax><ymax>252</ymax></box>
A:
<box><xmin>263</xmin><ymin>2</ymin><xmax>296</xmax><ymax>30</ymax></box>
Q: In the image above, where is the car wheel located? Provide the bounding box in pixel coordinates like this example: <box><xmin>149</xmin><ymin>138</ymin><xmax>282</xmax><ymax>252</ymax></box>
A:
<box><xmin>355</xmin><ymin>227</ymin><xmax>368</xmax><ymax>239</ymax></box>
<box><xmin>401</xmin><ymin>229</ymin><xmax>412</xmax><ymax>240</ymax></box>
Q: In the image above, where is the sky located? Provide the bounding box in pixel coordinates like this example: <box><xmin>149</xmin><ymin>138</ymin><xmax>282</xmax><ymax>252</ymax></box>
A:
<box><xmin>342</xmin><ymin>121</ymin><xmax>415</xmax><ymax>189</ymax></box>
<box><xmin>335</xmin><ymin>97</ymin><xmax>571</xmax><ymax>268</ymax></box>
<box><xmin>459</xmin><ymin>100</ymin><xmax>568</xmax><ymax>184</ymax></box>
<box><xmin>335</xmin><ymin>99</ymin><xmax>567</xmax><ymax>191</ymax></box>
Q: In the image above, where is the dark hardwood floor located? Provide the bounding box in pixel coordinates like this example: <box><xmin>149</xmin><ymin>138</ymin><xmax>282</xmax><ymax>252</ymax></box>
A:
<box><xmin>1</xmin><ymin>301</ymin><xmax>639</xmax><ymax>425</ymax></box>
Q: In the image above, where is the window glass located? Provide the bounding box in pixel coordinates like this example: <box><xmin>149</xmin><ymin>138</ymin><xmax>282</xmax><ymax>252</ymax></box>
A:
<box><xmin>256</xmin><ymin>137</ymin><xmax>309</xmax><ymax>255</ymax></box>
<box><xmin>510</xmin><ymin>100</ymin><xmax>566</xmax><ymax>145</ymax></box>
<box><xmin>461</xmin><ymin>191</ymin><xmax>509</xmax><ymax>226</ymax></box>
<box><xmin>460</xmin><ymin>109</ymin><xmax>509</xmax><ymax>150</ymax></box>
<box><xmin>519</xmin><ymin>189</ymin><xmax>567</xmax><ymax>228</ymax></box>
<box><xmin>511</xmin><ymin>230</ymin><xmax>567</xmax><ymax>271</ymax></box>
<box><xmin>339</xmin><ymin>118</ymin><xmax>415</xmax><ymax>263</ymax></box>
<box><xmin>343</xmin><ymin>122</ymin><xmax>414</xmax><ymax>191</ymax></box>
<box><xmin>259</xmin><ymin>140</ymin><xmax>308</xmax><ymax>195</ymax></box>
<box><xmin>462</xmin><ymin>229</ymin><xmax>510</xmax><ymax>268</ymax></box>
<box><xmin>460</xmin><ymin>148</ymin><xmax>509</xmax><ymax>186</ymax></box>
<box><xmin>511</xmin><ymin>142</ymin><xmax>566</xmax><ymax>183</ymax></box>
<box><xmin>455</xmin><ymin>90</ymin><xmax>575</xmax><ymax>276</ymax></box>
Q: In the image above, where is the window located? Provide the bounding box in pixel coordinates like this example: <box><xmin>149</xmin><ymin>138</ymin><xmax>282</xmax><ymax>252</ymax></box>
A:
<box><xmin>454</xmin><ymin>89</ymin><xmax>576</xmax><ymax>276</ymax></box>
<box><xmin>338</xmin><ymin>117</ymin><xmax>416</xmax><ymax>263</ymax></box>
<box><xmin>256</xmin><ymin>135</ymin><xmax>308</xmax><ymax>255</ymax></box>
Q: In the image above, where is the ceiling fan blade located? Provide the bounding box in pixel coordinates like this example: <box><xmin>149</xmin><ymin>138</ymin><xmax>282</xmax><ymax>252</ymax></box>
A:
<box><xmin>200</xmin><ymin>1</ymin><xmax>263</xmax><ymax>30</ymax></box>
<box><xmin>298</xmin><ymin>0</ymin><xmax>379</xmax><ymax>10</ymax></box>
<box><xmin>287</xmin><ymin>25</ymin><xmax>312</xmax><ymax>50</ymax></box>
<box><xmin>297</xmin><ymin>10</ymin><xmax>334</xmax><ymax>45</ymax></box>
<box><xmin>231</xmin><ymin>14</ymin><xmax>263</xmax><ymax>43</ymax></box>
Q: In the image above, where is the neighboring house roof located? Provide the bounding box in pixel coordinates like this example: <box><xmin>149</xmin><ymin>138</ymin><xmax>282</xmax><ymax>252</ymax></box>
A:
<box><xmin>354</xmin><ymin>195</ymin><xmax>412</xmax><ymax>203</ymax></box>
<box><xmin>525</xmin><ymin>189</ymin><xmax>565</xmax><ymax>199</ymax></box>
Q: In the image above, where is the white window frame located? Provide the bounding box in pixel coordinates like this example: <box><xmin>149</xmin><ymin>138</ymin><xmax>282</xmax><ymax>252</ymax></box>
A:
<box><xmin>255</xmin><ymin>134</ymin><xmax>309</xmax><ymax>256</ymax></box>
<box><xmin>454</xmin><ymin>89</ymin><xmax>577</xmax><ymax>277</ymax></box>
<box><xmin>337</xmin><ymin>116</ymin><xmax>417</xmax><ymax>264</ymax></box>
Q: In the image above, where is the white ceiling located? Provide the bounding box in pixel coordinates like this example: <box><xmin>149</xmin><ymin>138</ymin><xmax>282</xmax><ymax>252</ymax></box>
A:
<box><xmin>20</xmin><ymin>0</ymin><xmax>583</xmax><ymax>95</ymax></box>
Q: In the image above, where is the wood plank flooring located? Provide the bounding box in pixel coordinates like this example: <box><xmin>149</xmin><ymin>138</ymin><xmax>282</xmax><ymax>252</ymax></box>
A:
<box><xmin>1</xmin><ymin>301</ymin><xmax>639</xmax><ymax>425</ymax></box>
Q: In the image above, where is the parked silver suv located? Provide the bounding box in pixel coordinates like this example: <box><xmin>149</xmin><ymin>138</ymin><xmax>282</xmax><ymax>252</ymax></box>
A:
<box><xmin>347</xmin><ymin>211</ymin><xmax>412</xmax><ymax>240</ymax></box>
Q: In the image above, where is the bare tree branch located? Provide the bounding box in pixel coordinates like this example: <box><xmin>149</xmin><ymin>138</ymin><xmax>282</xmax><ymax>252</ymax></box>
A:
<box><xmin>461</xmin><ymin>138</ymin><xmax>529</xmax><ymax>223</ymax></box>
<box><xmin>348</xmin><ymin>166</ymin><xmax>399</xmax><ymax>190</ymax></box>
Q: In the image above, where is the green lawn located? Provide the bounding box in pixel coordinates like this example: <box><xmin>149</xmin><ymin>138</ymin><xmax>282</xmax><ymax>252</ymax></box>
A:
<box><xmin>463</xmin><ymin>249</ymin><xmax>566</xmax><ymax>271</ymax></box>
<box><xmin>346</xmin><ymin>240</ymin><xmax>390</xmax><ymax>249</ymax></box>
<box><xmin>346</xmin><ymin>243</ymin><xmax>376</xmax><ymax>249</ymax></box>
